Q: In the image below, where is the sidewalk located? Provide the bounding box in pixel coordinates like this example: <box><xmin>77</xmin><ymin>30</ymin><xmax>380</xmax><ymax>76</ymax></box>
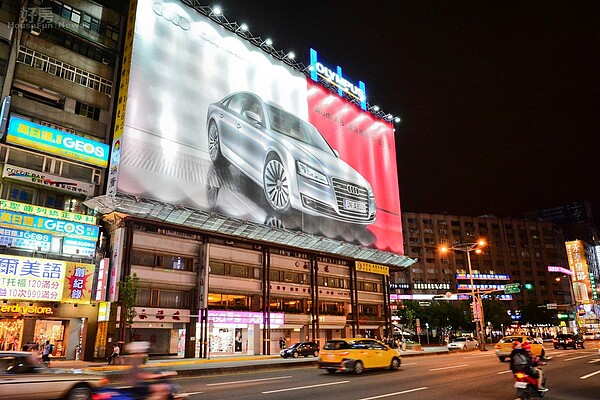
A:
<box><xmin>49</xmin><ymin>345</ymin><xmax>450</xmax><ymax>378</ymax></box>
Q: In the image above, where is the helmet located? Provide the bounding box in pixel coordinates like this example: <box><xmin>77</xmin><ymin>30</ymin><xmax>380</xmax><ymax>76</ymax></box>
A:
<box><xmin>522</xmin><ymin>341</ymin><xmax>532</xmax><ymax>351</ymax></box>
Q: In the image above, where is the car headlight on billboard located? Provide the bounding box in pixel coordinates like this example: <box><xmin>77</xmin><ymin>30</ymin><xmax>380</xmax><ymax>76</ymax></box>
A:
<box><xmin>296</xmin><ymin>161</ymin><xmax>329</xmax><ymax>185</ymax></box>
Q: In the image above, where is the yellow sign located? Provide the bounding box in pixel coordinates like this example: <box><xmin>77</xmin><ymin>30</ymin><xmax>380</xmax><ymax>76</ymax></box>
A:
<box><xmin>0</xmin><ymin>304</ymin><xmax>53</xmax><ymax>315</ymax></box>
<box><xmin>565</xmin><ymin>240</ymin><xmax>593</xmax><ymax>304</ymax></box>
<box><xmin>0</xmin><ymin>199</ymin><xmax>96</xmax><ymax>225</ymax></box>
<box><xmin>356</xmin><ymin>261</ymin><xmax>389</xmax><ymax>276</ymax></box>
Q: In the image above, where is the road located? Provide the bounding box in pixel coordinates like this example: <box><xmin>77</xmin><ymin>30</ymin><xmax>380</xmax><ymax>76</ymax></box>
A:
<box><xmin>172</xmin><ymin>346</ymin><xmax>600</xmax><ymax>399</ymax></box>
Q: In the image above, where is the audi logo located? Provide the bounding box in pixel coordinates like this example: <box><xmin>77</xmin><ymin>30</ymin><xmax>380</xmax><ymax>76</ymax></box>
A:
<box><xmin>153</xmin><ymin>2</ymin><xmax>190</xmax><ymax>31</ymax></box>
<box><xmin>347</xmin><ymin>184</ymin><xmax>360</xmax><ymax>196</ymax></box>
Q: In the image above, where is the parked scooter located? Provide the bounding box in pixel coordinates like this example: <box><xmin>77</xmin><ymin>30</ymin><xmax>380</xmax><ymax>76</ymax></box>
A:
<box><xmin>513</xmin><ymin>370</ymin><xmax>547</xmax><ymax>399</ymax></box>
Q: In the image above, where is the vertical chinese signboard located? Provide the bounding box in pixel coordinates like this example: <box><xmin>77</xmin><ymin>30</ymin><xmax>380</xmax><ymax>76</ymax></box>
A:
<box><xmin>565</xmin><ymin>240</ymin><xmax>597</xmax><ymax>327</ymax></box>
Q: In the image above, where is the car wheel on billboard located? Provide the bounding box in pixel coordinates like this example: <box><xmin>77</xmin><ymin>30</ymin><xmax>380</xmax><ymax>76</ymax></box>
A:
<box><xmin>208</xmin><ymin>121</ymin><xmax>226</xmax><ymax>164</ymax></box>
<box><xmin>263</xmin><ymin>155</ymin><xmax>290</xmax><ymax>211</ymax></box>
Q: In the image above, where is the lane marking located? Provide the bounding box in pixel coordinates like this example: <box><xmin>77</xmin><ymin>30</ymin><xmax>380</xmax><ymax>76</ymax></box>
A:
<box><xmin>497</xmin><ymin>370</ymin><xmax>512</xmax><ymax>375</ymax></box>
<box><xmin>358</xmin><ymin>386</ymin><xmax>429</xmax><ymax>400</ymax></box>
<box><xmin>564</xmin><ymin>355</ymin><xmax>593</xmax><ymax>362</ymax></box>
<box><xmin>588</xmin><ymin>358</ymin><xmax>600</xmax><ymax>364</ymax></box>
<box><xmin>185</xmin><ymin>391</ymin><xmax>204</xmax><ymax>395</ymax></box>
<box><xmin>580</xmin><ymin>370</ymin><xmax>600</xmax><ymax>380</ymax></box>
<box><xmin>429</xmin><ymin>364</ymin><xmax>468</xmax><ymax>371</ymax></box>
<box><xmin>207</xmin><ymin>375</ymin><xmax>292</xmax><ymax>386</ymax></box>
<box><xmin>262</xmin><ymin>380</ymin><xmax>349</xmax><ymax>394</ymax></box>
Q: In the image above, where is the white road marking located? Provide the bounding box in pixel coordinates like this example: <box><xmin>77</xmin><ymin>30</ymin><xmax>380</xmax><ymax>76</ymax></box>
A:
<box><xmin>580</xmin><ymin>370</ymin><xmax>600</xmax><ymax>380</ymax></box>
<box><xmin>564</xmin><ymin>355</ymin><xmax>593</xmax><ymax>361</ymax></box>
<box><xmin>185</xmin><ymin>391</ymin><xmax>204</xmax><ymax>395</ymax></box>
<box><xmin>262</xmin><ymin>380</ymin><xmax>349</xmax><ymax>394</ymax></box>
<box><xmin>402</xmin><ymin>362</ymin><xmax>418</xmax><ymax>366</ymax></box>
<box><xmin>497</xmin><ymin>370</ymin><xmax>513</xmax><ymax>375</ymax></box>
<box><xmin>588</xmin><ymin>358</ymin><xmax>600</xmax><ymax>363</ymax></box>
<box><xmin>429</xmin><ymin>364</ymin><xmax>468</xmax><ymax>371</ymax></box>
<box><xmin>206</xmin><ymin>375</ymin><xmax>292</xmax><ymax>386</ymax></box>
<box><xmin>358</xmin><ymin>387</ymin><xmax>429</xmax><ymax>400</ymax></box>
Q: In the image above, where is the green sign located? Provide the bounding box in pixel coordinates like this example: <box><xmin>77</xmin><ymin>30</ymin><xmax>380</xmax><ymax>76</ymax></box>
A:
<box><xmin>504</xmin><ymin>283</ymin><xmax>521</xmax><ymax>294</ymax></box>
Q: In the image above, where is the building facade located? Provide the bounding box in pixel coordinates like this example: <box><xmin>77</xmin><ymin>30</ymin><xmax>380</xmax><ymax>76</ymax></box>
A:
<box><xmin>398</xmin><ymin>212</ymin><xmax>572</xmax><ymax>327</ymax></box>
<box><xmin>0</xmin><ymin>0</ymin><xmax>121</xmax><ymax>360</ymax></box>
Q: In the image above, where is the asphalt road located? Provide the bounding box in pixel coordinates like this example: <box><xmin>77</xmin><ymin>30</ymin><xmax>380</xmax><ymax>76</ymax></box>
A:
<box><xmin>172</xmin><ymin>346</ymin><xmax>600</xmax><ymax>400</ymax></box>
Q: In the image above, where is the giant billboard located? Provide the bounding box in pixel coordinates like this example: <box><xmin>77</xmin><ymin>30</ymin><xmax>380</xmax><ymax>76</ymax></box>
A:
<box><xmin>108</xmin><ymin>0</ymin><xmax>403</xmax><ymax>254</ymax></box>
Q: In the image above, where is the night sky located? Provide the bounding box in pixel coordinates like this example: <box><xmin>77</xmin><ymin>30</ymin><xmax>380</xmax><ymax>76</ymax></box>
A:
<box><xmin>111</xmin><ymin>1</ymin><xmax>600</xmax><ymax>219</ymax></box>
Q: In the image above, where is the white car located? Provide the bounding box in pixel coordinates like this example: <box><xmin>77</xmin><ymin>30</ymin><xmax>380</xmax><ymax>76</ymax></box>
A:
<box><xmin>447</xmin><ymin>337</ymin><xmax>478</xmax><ymax>351</ymax></box>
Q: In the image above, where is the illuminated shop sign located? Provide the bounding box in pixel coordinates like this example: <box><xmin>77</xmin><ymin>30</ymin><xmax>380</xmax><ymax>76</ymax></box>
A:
<box><xmin>0</xmin><ymin>209</ymin><xmax>99</xmax><ymax>240</ymax></box>
<box><xmin>95</xmin><ymin>259</ymin><xmax>109</xmax><ymax>302</ymax></box>
<box><xmin>0</xmin><ymin>227</ymin><xmax>51</xmax><ymax>251</ymax></box>
<box><xmin>413</xmin><ymin>283</ymin><xmax>450</xmax><ymax>290</ymax></box>
<box><xmin>547</xmin><ymin>265</ymin><xmax>573</xmax><ymax>275</ymax></box>
<box><xmin>309</xmin><ymin>48</ymin><xmax>367</xmax><ymax>110</ymax></box>
<box><xmin>565</xmin><ymin>240</ymin><xmax>594</xmax><ymax>303</ymax></box>
<box><xmin>63</xmin><ymin>238</ymin><xmax>96</xmax><ymax>257</ymax></box>
<box><xmin>389</xmin><ymin>283</ymin><xmax>410</xmax><ymax>290</ymax></box>
<box><xmin>6</xmin><ymin>117</ymin><xmax>109</xmax><ymax>167</ymax></box>
<box><xmin>356</xmin><ymin>261</ymin><xmax>389</xmax><ymax>276</ymax></box>
<box><xmin>97</xmin><ymin>301</ymin><xmax>111</xmax><ymax>321</ymax></box>
<box><xmin>0</xmin><ymin>199</ymin><xmax>97</xmax><ymax>225</ymax></box>
<box><xmin>455</xmin><ymin>273</ymin><xmax>510</xmax><ymax>280</ymax></box>
<box><xmin>457</xmin><ymin>284</ymin><xmax>506</xmax><ymax>290</ymax></box>
<box><xmin>208</xmin><ymin>310</ymin><xmax>284</xmax><ymax>327</ymax></box>
<box><xmin>3</xmin><ymin>164</ymin><xmax>95</xmax><ymax>196</ymax></box>
<box><xmin>0</xmin><ymin>255</ymin><xmax>94</xmax><ymax>303</ymax></box>
<box><xmin>0</xmin><ymin>304</ymin><xmax>53</xmax><ymax>315</ymax></box>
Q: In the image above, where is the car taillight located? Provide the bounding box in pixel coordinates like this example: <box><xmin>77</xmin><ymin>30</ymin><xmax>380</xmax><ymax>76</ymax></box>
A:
<box><xmin>515</xmin><ymin>372</ymin><xmax>527</xmax><ymax>379</ymax></box>
<box><xmin>91</xmin><ymin>394</ymin><xmax>111</xmax><ymax>400</ymax></box>
<box><xmin>567</xmin><ymin>339</ymin><xmax>573</xmax><ymax>342</ymax></box>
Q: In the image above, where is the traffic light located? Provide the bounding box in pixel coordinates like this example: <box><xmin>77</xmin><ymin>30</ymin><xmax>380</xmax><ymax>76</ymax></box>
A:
<box><xmin>524</xmin><ymin>283</ymin><xmax>534</xmax><ymax>290</ymax></box>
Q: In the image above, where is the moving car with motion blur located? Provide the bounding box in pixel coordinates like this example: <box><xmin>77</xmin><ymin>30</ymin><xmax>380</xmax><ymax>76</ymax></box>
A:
<box><xmin>553</xmin><ymin>333</ymin><xmax>585</xmax><ymax>349</ymax></box>
<box><xmin>280</xmin><ymin>341</ymin><xmax>320</xmax><ymax>358</ymax></box>
<box><xmin>0</xmin><ymin>351</ymin><xmax>107</xmax><ymax>400</ymax></box>
<box><xmin>494</xmin><ymin>335</ymin><xmax>545</xmax><ymax>362</ymax></box>
<box><xmin>206</xmin><ymin>92</ymin><xmax>376</xmax><ymax>223</ymax></box>
<box><xmin>318</xmin><ymin>338</ymin><xmax>401</xmax><ymax>374</ymax></box>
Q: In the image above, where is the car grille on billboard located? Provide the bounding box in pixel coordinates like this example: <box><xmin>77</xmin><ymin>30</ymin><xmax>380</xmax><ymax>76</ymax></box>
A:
<box><xmin>332</xmin><ymin>177</ymin><xmax>370</xmax><ymax>218</ymax></box>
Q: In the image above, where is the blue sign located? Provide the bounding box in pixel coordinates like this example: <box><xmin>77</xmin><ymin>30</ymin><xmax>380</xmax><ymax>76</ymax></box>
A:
<box><xmin>6</xmin><ymin>117</ymin><xmax>109</xmax><ymax>167</ymax></box>
<box><xmin>0</xmin><ymin>210</ymin><xmax>99</xmax><ymax>240</ymax></box>
<box><xmin>310</xmin><ymin>48</ymin><xmax>367</xmax><ymax>110</ymax></box>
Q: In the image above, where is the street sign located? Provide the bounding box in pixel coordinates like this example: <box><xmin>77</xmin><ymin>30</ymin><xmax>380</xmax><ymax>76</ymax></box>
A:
<box><xmin>546</xmin><ymin>303</ymin><xmax>557</xmax><ymax>309</ymax></box>
<box><xmin>504</xmin><ymin>283</ymin><xmax>521</xmax><ymax>294</ymax></box>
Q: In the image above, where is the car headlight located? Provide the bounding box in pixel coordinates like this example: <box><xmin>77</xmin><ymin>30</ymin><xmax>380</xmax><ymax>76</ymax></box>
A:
<box><xmin>296</xmin><ymin>161</ymin><xmax>329</xmax><ymax>185</ymax></box>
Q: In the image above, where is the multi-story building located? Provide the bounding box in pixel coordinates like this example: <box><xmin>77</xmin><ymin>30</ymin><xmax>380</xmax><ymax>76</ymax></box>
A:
<box><xmin>81</xmin><ymin>0</ymin><xmax>412</xmax><ymax>360</ymax></box>
<box><xmin>398</xmin><ymin>212</ymin><xmax>570</xmax><ymax>321</ymax></box>
<box><xmin>0</xmin><ymin>0</ymin><xmax>121</xmax><ymax>360</ymax></box>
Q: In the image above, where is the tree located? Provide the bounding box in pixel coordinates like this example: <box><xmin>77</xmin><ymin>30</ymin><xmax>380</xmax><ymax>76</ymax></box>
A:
<box><xmin>118</xmin><ymin>273</ymin><xmax>140</xmax><ymax>342</ymax></box>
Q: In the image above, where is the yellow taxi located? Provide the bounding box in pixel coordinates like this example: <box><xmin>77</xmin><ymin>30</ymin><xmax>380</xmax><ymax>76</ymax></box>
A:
<box><xmin>317</xmin><ymin>338</ymin><xmax>401</xmax><ymax>374</ymax></box>
<box><xmin>494</xmin><ymin>335</ymin><xmax>545</xmax><ymax>362</ymax></box>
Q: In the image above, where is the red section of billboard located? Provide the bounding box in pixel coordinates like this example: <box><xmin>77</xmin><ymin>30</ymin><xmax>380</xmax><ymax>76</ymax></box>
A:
<box><xmin>307</xmin><ymin>82</ymin><xmax>403</xmax><ymax>253</ymax></box>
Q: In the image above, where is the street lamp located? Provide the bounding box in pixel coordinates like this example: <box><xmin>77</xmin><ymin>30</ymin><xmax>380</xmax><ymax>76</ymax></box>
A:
<box><xmin>440</xmin><ymin>239</ymin><xmax>487</xmax><ymax>351</ymax></box>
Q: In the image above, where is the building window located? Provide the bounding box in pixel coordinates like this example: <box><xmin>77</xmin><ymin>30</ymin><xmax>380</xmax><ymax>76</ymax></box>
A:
<box><xmin>17</xmin><ymin>46</ymin><xmax>113</xmax><ymax>96</ymax></box>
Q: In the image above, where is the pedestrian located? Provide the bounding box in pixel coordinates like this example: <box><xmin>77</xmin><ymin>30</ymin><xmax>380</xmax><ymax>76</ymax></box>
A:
<box><xmin>108</xmin><ymin>343</ymin><xmax>120</xmax><ymax>365</ymax></box>
<box><xmin>41</xmin><ymin>340</ymin><xmax>53</xmax><ymax>364</ymax></box>
<box><xmin>279</xmin><ymin>337</ymin><xmax>286</xmax><ymax>350</ymax></box>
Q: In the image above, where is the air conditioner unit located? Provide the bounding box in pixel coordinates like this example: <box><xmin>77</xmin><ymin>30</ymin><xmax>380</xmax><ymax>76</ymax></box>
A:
<box><xmin>101</xmin><ymin>58</ymin><xmax>109</xmax><ymax>65</ymax></box>
<box><xmin>30</xmin><ymin>27</ymin><xmax>41</xmax><ymax>36</ymax></box>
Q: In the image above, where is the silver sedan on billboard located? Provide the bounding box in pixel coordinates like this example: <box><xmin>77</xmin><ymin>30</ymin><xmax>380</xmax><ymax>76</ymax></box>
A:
<box><xmin>206</xmin><ymin>92</ymin><xmax>376</xmax><ymax>224</ymax></box>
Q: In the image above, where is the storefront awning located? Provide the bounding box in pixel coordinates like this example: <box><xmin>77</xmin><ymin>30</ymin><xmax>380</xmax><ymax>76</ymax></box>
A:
<box><xmin>317</xmin><ymin>325</ymin><xmax>346</xmax><ymax>330</ymax></box>
<box><xmin>86</xmin><ymin>194</ymin><xmax>416</xmax><ymax>268</ymax></box>
<box><xmin>359</xmin><ymin>325</ymin><xmax>382</xmax><ymax>330</ymax></box>
<box><xmin>280</xmin><ymin>324</ymin><xmax>304</xmax><ymax>329</ymax></box>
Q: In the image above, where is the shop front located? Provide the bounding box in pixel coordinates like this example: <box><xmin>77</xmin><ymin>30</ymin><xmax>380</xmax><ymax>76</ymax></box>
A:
<box><xmin>202</xmin><ymin>310</ymin><xmax>284</xmax><ymax>356</ymax></box>
<box><xmin>0</xmin><ymin>302</ymin><xmax>97</xmax><ymax>360</ymax></box>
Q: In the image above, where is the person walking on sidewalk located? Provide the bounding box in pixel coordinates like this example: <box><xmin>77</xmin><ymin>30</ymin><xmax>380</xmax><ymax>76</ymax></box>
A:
<box><xmin>41</xmin><ymin>340</ymin><xmax>53</xmax><ymax>364</ymax></box>
<box><xmin>108</xmin><ymin>343</ymin><xmax>120</xmax><ymax>365</ymax></box>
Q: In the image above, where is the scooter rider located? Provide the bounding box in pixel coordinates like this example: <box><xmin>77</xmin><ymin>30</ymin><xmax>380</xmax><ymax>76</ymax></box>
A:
<box><xmin>509</xmin><ymin>340</ymin><xmax>547</xmax><ymax>392</ymax></box>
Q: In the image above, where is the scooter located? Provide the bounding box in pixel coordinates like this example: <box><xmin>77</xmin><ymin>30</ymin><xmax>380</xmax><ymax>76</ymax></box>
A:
<box><xmin>92</xmin><ymin>370</ymin><xmax>187</xmax><ymax>400</ymax></box>
<box><xmin>513</xmin><ymin>371</ymin><xmax>547</xmax><ymax>399</ymax></box>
